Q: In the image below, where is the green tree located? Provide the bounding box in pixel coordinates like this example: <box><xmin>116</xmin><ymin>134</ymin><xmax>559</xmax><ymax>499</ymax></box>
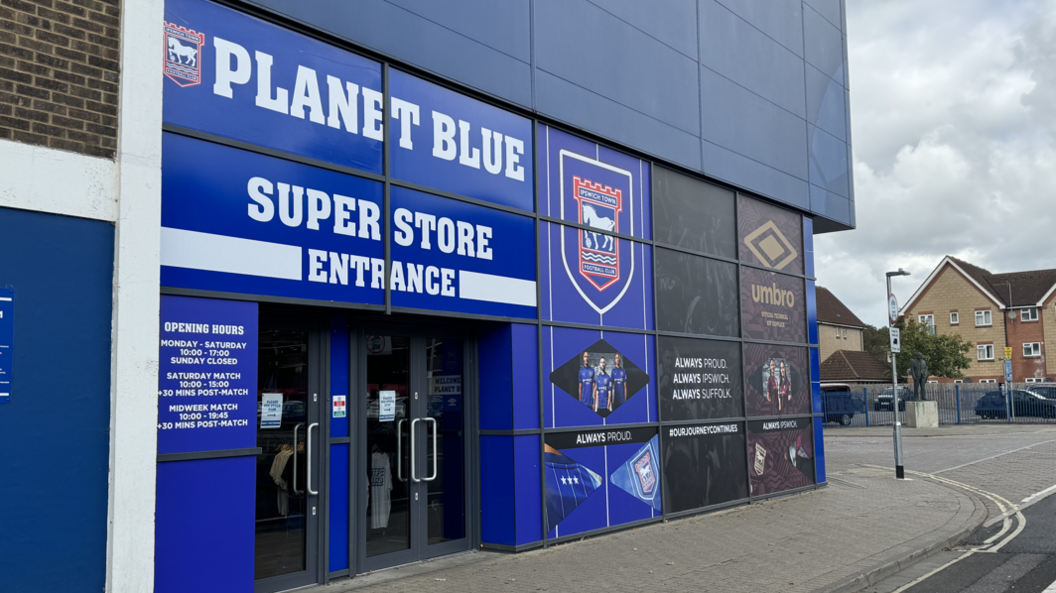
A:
<box><xmin>891</xmin><ymin>318</ymin><xmax>974</xmax><ymax>380</ymax></box>
<box><xmin>862</xmin><ymin>325</ymin><xmax>891</xmax><ymax>368</ymax></box>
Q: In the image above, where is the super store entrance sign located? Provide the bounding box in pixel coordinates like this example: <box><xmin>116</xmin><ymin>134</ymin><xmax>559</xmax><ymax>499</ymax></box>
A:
<box><xmin>162</xmin><ymin>0</ymin><xmax>536</xmax><ymax>318</ymax></box>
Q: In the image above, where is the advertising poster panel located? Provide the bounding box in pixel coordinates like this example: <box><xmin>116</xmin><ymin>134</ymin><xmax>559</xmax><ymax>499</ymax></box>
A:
<box><xmin>747</xmin><ymin>418</ymin><xmax>815</xmax><ymax>496</ymax></box>
<box><xmin>743</xmin><ymin>343</ymin><xmax>810</xmax><ymax>417</ymax></box>
<box><xmin>544</xmin><ymin>427</ymin><xmax>661</xmax><ymax>538</ymax></box>
<box><xmin>662</xmin><ymin>422</ymin><xmax>748</xmax><ymax>513</ymax></box>
<box><xmin>543</xmin><ymin>326</ymin><xmax>657</xmax><ymax>428</ymax></box>
<box><xmin>157</xmin><ymin>295</ymin><xmax>258</xmax><ymax>455</ymax></box>
<box><xmin>654</xmin><ymin>248</ymin><xmax>739</xmax><ymax>337</ymax></box>
<box><xmin>738</xmin><ymin>195</ymin><xmax>804</xmax><ymax>275</ymax></box>
<box><xmin>537</xmin><ymin>125</ymin><xmax>653</xmax><ymax>330</ymax></box>
<box><xmin>739</xmin><ymin>266</ymin><xmax>806</xmax><ymax>343</ymax></box>
<box><xmin>657</xmin><ymin>336</ymin><xmax>742</xmax><ymax>421</ymax></box>
<box><xmin>652</xmin><ymin>167</ymin><xmax>737</xmax><ymax>259</ymax></box>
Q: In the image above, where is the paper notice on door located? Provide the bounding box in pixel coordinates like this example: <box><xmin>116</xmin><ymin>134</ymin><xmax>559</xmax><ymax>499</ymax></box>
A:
<box><xmin>332</xmin><ymin>394</ymin><xmax>347</xmax><ymax>418</ymax></box>
<box><xmin>379</xmin><ymin>390</ymin><xmax>396</xmax><ymax>422</ymax></box>
<box><xmin>261</xmin><ymin>393</ymin><xmax>283</xmax><ymax>429</ymax></box>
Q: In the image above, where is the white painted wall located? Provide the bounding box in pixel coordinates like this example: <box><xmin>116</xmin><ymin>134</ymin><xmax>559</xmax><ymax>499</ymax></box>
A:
<box><xmin>0</xmin><ymin>139</ymin><xmax>118</xmax><ymax>222</ymax></box>
<box><xmin>105</xmin><ymin>0</ymin><xmax>165</xmax><ymax>591</ymax></box>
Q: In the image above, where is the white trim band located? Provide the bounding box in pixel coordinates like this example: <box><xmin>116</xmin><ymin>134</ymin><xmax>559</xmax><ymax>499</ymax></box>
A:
<box><xmin>458</xmin><ymin>270</ymin><xmax>537</xmax><ymax>307</ymax></box>
<box><xmin>161</xmin><ymin>228</ymin><xmax>302</xmax><ymax>281</ymax></box>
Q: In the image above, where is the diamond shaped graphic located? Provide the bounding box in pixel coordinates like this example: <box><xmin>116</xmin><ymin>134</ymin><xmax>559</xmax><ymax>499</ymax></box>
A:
<box><xmin>743</xmin><ymin>221</ymin><xmax>799</xmax><ymax>271</ymax></box>
<box><xmin>545</xmin><ymin>446</ymin><xmax>603</xmax><ymax>533</ymax></box>
<box><xmin>549</xmin><ymin>339</ymin><xmax>650</xmax><ymax>418</ymax></box>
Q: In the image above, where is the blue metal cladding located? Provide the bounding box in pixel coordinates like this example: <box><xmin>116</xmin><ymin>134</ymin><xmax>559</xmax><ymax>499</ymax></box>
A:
<box><xmin>478</xmin><ymin>323</ymin><xmax>513</xmax><ymax>431</ymax></box>
<box><xmin>329</xmin><ymin>443</ymin><xmax>350</xmax><ymax>572</ymax></box>
<box><xmin>803</xmin><ymin>217</ymin><xmax>815</xmax><ymax>278</ymax></box>
<box><xmin>511</xmin><ymin>323</ymin><xmax>540</xmax><ymax>430</ymax></box>
<box><xmin>514</xmin><ymin>435</ymin><xmax>542</xmax><ymax>546</ymax></box>
<box><xmin>330</xmin><ymin>314</ymin><xmax>350</xmax><ymax>438</ymax></box>
<box><xmin>480</xmin><ymin>435</ymin><xmax>516</xmax><ymax>546</ymax></box>
<box><xmin>0</xmin><ymin>207</ymin><xmax>113</xmax><ymax>592</ymax></box>
<box><xmin>807</xmin><ymin>280</ymin><xmax>819</xmax><ymax>346</ymax></box>
<box><xmin>243</xmin><ymin>0</ymin><xmax>854</xmax><ymax>228</ymax></box>
<box><xmin>813</xmin><ymin>417</ymin><xmax>827</xmax><ymax>483</ymax></box>
<box><xmin>156</xmin><ymin>457</ymin><xmax>256</xmax><ymax>593</ymax></box>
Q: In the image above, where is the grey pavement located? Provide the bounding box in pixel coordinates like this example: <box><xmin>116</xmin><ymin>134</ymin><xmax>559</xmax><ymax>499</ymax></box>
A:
<box><xmin>303</xmin><ymin>426</ymin><xmax>1056</xmax><ymax>593</ymax></box>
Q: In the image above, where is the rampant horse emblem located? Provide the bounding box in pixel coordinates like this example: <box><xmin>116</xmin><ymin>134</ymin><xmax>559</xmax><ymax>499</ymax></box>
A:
<box><xmin>163</xmin><ymin>22</ymin><xmax>204</xmax><ymax>88</ymax></box>
<box><xmin>559</xmin><ymin>150</ymin><xmax>635</xmax><ymax>315</ymax></box>
<box><xmin>633</xmin><ymin>450</ymin><xmax>657</xmax><ymax>495</ymax></box>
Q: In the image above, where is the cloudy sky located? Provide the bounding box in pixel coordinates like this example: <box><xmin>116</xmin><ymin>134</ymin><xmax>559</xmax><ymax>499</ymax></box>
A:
<box><xmin>816</xmin><ymin>0</ymin><xmax>1056</xmax><ymax>326</ymax></box>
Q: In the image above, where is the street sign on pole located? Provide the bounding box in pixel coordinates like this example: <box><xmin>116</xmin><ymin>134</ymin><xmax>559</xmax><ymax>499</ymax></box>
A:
<box><xmin>1005</xmin><ymin>347</ymin><xmax>1013</xmax><ymax>360</ymax></box>
<box><xmin>888</xmin><ymin>294</ymin><xmax>899</xmax><ymax>326</ymax></box>
<box><xmin>1004</xmin><ymin>359</ymin><xmax>1013</xmax><ymax>383</ymax></box>
<box><xmin>889</xmin><ymin>327</ymin><xmax>901</xmax><ymax>353</ymax></box>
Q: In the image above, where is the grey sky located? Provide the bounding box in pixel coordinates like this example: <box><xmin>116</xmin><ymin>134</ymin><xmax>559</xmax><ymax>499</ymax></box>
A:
<box><xmin>815</xmin><ymin>0</ymin><xmax>1056</xmax><ymax>326</ymax></box>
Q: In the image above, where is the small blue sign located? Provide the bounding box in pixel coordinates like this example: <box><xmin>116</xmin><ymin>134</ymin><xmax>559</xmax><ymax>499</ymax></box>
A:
<box><xmin>0</xmin><ymin>288</ymin><xmax>12</xmax><ymax>404</ymax></box>
<box><xmin>1005</xmin><ymin>359</ymin><xmax>1013</xmax><ymax>383</ymax></box>
<box><xmin>158</xmin><ymin>296</ymin><xmax>258</xmax><ymax>455</ymax></box>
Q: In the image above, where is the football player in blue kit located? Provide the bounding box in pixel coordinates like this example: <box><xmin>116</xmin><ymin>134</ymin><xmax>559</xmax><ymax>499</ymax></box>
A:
<box><xmin>594</xmin><ymin>357</ymin><xmax>612</xmax><ymax>413</ymax></box>
<box><xmin>578</xmin><ymin>351</ymin><xmax>595</xmax><ymax>408</ymax></box>
<box><xmin>611</xmin><ymin>353</ymin><xmax>627</xmax><ymax>409</ymax></box>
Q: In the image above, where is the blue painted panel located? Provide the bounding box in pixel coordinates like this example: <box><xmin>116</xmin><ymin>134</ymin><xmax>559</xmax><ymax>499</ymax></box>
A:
<box><xmin>0</xmin><ymin>288</ymin><xmax>11</xmax><ymax>403</ymax></box>
<box><xmin>155</xmin><ymin>457</ymin><xmax>255</xmax><ymax>593</ymax></box>
<box><xmin>810</xmin><ymin>348</ymin><xmax>821</xmax><ymax>384</ymax></box>
<box><xmin>810</xmin><ymin>185</ymin><xmax>851</xmax><ymax>225</ymax></box>
<box><xmin>588</xmin><ymin>0</ymin><xmax>698</xmax><ymax>58</ymax></box>
<box><xmin>478</xmin><ymin>323</ymin><xmax>513</xmax><ymax>431</ymax></box>
<box><xmin>808</xmin><ymin>125</ymin><xmax>850</xmax><ymax>198</ymax></box>
<box><xmin>699</xmin><ymin>0</ymin><xmax>805</xmax><ymax>119</ymax></box>
<box><xmin>389</xmin><ymin>69</ymin><xmax>534</xmax><ymax>212</ymax></box>
<box><xmin>805</xmin><ymin>0</ymin><xmax>843</xmax><ymax>31</ymax></box>
<box><xmin>385</xmin><ymin>0</ymin><xmax>531</xmax><ymax>61</ymax></box>
<box><xmin>511</xmin><ymin>323</ymin><xmax>540</xmax><ymax>430</ymax></box>
<box><xmin>713</xmin><ymin>0</ymin><xmax>803</xmax><ymax>56</ymax></box>
<box><xmin>812</xmin><ymin>380</ymin><xmax>822</xmax><ymax>415</ymax></box>
<box><xmin>700</xmin><ymin>66</ymin><xmax>808</xmax><ymax>181</ymax></box>
<box><xmin>0</xmin><ymin>207</ymin><xmax>113</xmax><ymax>592</ymax></box>
<box><xmin>514</xmin><ymin>435</ymin><xmax>543</xmax><ymax>546</ymax></box>
<box><xmin>480</xmin><ymin>435</ymin><xmax>515</xmax><ymax>546</ymax></box>
<box><xmin>702</xmin><ymin>140</ymin><xmax>810</xmax><ymax>211</ymax></box>
<box><xmin>535</xmin><ymin>0</ymin><xmax>700</xmax><ymax>135</ymax></box>
<box><xmin>813</xmin><ymin>417</ymin><xmax>827</xmax><ymax>483</ymax></box>
<box><xmin>805</xmin><ymin>64</ymin><xmax>847</xmax><ymax>142</ymax></box>
<box><xmin>803</xmin><ymin>5</ymin><xmax>845</xmax><ymax>86</ymax></box>
<box><xmin>330</xmin><ymin>314</ymin><xmax>349</xmax><ymax>438</ymax></box>
<box><xmin>389</xmin><ymin>186</ymin><xmax>536</xmax><ymax>318</ymax></box>
<box><xmin>329</xmin><ymin>443</ymin><xmax>349</xmax><ymax>572</ymax></box>
<box><xmin>803</xmin><ymin>217</ymin><xmax>815</xmax><ymax>278</ymax></box>
<box><xmin>164</xmin><ymin>0</ymin><xmax>383</xmax><ymax>173</ymax></box>
<box><xmin>246</xmin><ymin>0</ymin><xmax>533</xmax><ymax>108</ymax></box>
<box><xmin>534</xmin><ymin>71</ymin><xmax>702</xmax><ymax>172</ymax></box>
<box><xmin>161</xmin><ymin>132</ymin><xmax>385</xmax><ymax>305</ymax></box>
<box><xmin>157</xmin><ymin>296</ymin><xmax>258</xmax><ymax>455</ymax></box>
<box><xmin>807</xmin><ymin>280</ymin><xmax>819</xmax><ymax>345</ymax></box>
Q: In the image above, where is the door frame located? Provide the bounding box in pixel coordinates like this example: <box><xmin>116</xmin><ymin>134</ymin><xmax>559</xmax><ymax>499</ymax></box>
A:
<box><xmin>353</xmin><ymin>317</ymin><xmax>479</xmax><ymax>575</ymax></box>
<box><xmin>255</xmin><ymin>310</ymin><xmax>330</xmax><ymax>593</ymax></box>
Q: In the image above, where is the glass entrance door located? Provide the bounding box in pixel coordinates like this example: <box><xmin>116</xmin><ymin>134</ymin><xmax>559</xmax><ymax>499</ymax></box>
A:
<box><xmin>254</xmin><ymin>326</ymin><xmax>323</xmax><ymax>593</ymax></box>
<box><xmin>363</xmin><ymin>333</ymin><xmax>469</xmax><ymax>570</ymax></box>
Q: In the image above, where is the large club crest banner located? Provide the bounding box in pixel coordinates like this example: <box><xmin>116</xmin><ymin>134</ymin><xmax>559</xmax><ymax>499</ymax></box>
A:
<box><xmin>538</xmin><ymin>125</ymin><xmax>653</xmax><ymax>329</ymax></box>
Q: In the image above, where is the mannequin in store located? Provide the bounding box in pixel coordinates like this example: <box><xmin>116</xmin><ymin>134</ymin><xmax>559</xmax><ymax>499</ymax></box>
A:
<box><xmin>370</xmin><ymin>443</ymin><xmax>392</xmax><ymax>531</ymax></box>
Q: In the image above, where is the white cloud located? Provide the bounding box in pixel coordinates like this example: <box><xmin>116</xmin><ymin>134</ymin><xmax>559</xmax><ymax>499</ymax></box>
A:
<box><xmin>816</xmin><ymin>0</ymin><xmax>1056</xmax><ymax>327</ymax></box>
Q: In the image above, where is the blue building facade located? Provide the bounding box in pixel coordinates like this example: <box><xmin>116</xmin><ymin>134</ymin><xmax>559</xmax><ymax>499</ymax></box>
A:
<box><xmin>0</xmin><ymin>1</ymin><xmax>851</xmax><ymax>591</ymax></box>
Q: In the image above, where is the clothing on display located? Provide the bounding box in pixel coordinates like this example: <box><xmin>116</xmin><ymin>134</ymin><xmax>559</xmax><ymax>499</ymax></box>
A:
<box><xmin>370</xmin><ymin>451</ymin><xmax>392</xmax><ymax>529</ymax></box>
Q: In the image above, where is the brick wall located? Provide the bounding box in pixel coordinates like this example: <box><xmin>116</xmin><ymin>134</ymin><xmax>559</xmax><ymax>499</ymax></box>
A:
<box><xmin>1008</xmin><ymin>309</ymin><xmax>1047</xmax><ymax>381</ymax></box>
<box><xmin>1041</xmin><ymin>298</ymin><xmax>1056</xmax><ymax>377</ymax></box>
<box><xmin>0</xmin><ymin>0</ymin><xmax>120</xmax><ymax>158</ymax></box>
<box><xmin>907</xmin><ymin>265</ymin><xmax>1006</xmax><ymax>379</ymax></box>
<box><xmin>818</xmin><ymin>323</ymin><xmax>863</xmax><ymax>362</ymax></box>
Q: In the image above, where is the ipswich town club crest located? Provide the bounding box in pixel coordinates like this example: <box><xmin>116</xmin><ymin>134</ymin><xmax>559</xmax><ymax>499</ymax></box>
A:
<box><xmin>163</xmin><ymin>21</ymin><xmax>204</xmax><ymax>87</ymax></box>
<box><xmin>559</xmin><ymin>150</ymin><xmax>635</xmax><ymax>314</ymax></box>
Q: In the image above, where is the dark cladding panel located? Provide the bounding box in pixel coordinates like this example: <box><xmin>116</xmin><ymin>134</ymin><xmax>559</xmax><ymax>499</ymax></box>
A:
<box><xmin>747</xmin><ymin>418</ymin><xmax>815</xmax><ymax>496</ymax></box>
<box><xmin>662</xmin><ymin>422</ymin><xmax>748</xmax><ymax>513</ymax></box>
<box><xmin>652</xmin><ymin>167</ymin><xmax>737</xmax><ymax>259</ymax></box>
<box><xmin>738</xmin><ymin>194</ymin><xmax>804</xmax><ymax>275</ymax></box>
<box><xmin>740</xmin><ymin>267</ymin><xmax>806</xmax><ymax>344</ymax></box>
<box><xmin>658</xmin><ymin>336</ymin><xmax>743</xmax><ymax>422</ymax></box>
<box><xmin>743</xmin><ymin>343</ymin><xmax>810</xmax><ymax>417</ymax></box>
<box><xmin>654</xmin><ymin>248</ymin><xmax>739</xmax><ymax>337</ymax></box>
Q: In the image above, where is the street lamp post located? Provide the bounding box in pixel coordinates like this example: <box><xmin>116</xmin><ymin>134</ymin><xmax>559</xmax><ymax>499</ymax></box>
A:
<box><xmin>887</xmin><ymin>268</ymin><xmax>911</xmax><ymax>480</ymax></box>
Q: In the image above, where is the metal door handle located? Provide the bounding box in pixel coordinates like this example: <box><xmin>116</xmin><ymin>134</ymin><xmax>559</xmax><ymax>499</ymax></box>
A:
<box><xmin>307</xmin><ymin>422</ymin><xmax>319</xmax><ymax>495</ymax></box>
<box><xmin>395</xmin><ymin>418</ymin><xmax>407</xmax><ymax>482</ymax></box>
<box><xmin>410</xmin><ymin>418</ymin><xmax>421</xmax><ymax>482</ymax></box>
<box><xmin>292</xmin><ymin>422</ymin><xmax>304</xmax><ymax>494</ymax></box>
<box><xmin>423</xmin><ymin>417</ymin><xmax>438</xmax><ymax>481</ymax></box>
